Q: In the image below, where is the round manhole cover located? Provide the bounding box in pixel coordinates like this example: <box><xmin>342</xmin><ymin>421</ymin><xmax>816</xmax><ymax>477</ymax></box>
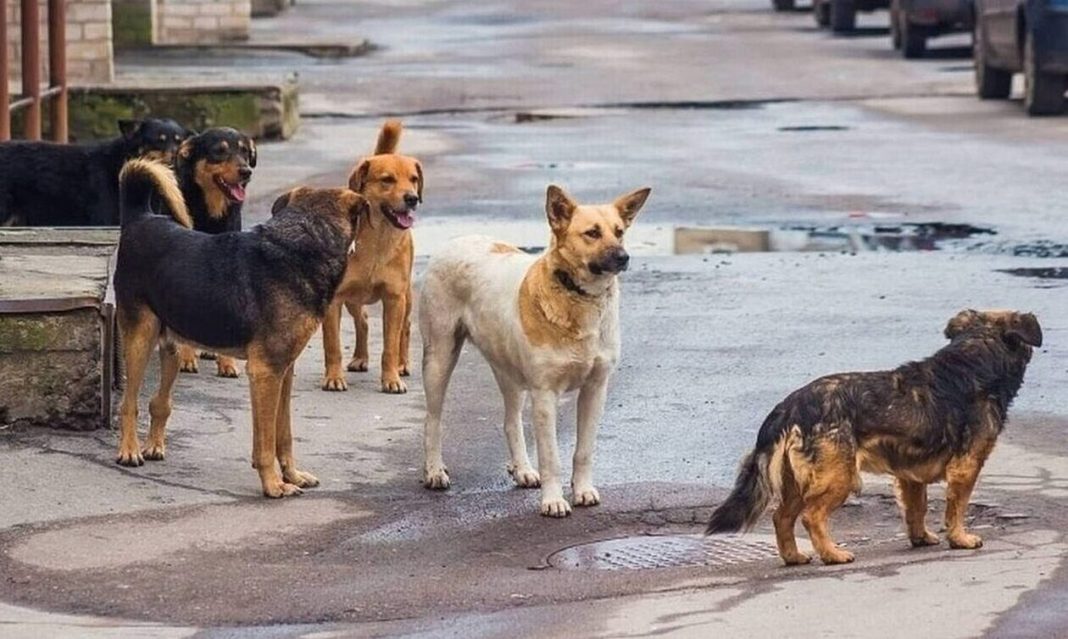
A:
<box><xmin>548</xmin><ymin>534</ymin><xmax>781</xmax><ymax>571</ymax></box>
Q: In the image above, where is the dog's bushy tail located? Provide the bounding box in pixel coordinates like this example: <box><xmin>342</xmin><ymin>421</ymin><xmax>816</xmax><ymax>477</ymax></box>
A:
<box><xmin>119</xmin><ymin>158</ymin><xmax>191</xmax><ymax>229</ymax></box>
<box><xmin>706</xmin><ymin>410</ymin><xmax>792</xmax><ymax>535</ymax></box>
<box><xmin>374</xmin><ymin>119</ymin><xmax>403</xmax><ymax>155</ymax></box>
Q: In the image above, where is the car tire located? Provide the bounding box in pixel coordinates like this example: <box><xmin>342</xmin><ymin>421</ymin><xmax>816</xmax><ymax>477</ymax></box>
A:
<box><xmin>815</xmin><ymin>0</ymin><xmax>831</xmax><ymax>26</ymax></box>
<box><xmin>773</xmin><ymin>0</ymin><xmax>796</xmax><ymax>11</ymax></box>
<box><xmin>901</xmin><ymin>19</ymin><xmax>927</xmax><ymax>58</ymax></box>
<box><xmin>1024</xmin><ymin>30</ymin><xmax>1066</xmax><ymax>115</ymax></box>
<box><xmin>890</xmin><ymin>0</ymin><xmax>903</xmax><ymax>49</ymax></box>
<box><xmin>830</xmin><ymin>0</ymin><xmax>857</xmax><ymax>32</ymax></box>
<box><xmin>973</xmin><ymin>21</ymin><xmax>1012</xmax><ymax>99</ymax></box>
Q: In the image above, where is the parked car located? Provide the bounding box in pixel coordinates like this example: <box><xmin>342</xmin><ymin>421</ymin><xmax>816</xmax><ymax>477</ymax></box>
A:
<box><xmin>890</xmin><ymin>0</ymin><xmax>974</xmax><ymax>57</ymax></box>
<box><xmin>974</xmin><ymin>0</ymin><xmax>1068</xmax><ymax>114</ymax></box>
<box><xmin>814</xmin><ymin>0</ymin><xmax>891</xmax><ymax>33</ymax></box>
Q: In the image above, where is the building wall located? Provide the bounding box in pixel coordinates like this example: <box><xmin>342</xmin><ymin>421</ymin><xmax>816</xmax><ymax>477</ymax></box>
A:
<box><xmin>154</xmin><ymin>0</ymin><xmax>250</xmax><ymax>44</ymax></box>
<box><xmin>5</xmin><ymin>0</ymin><xmax>115</xmax><ymax>86</ymax></box>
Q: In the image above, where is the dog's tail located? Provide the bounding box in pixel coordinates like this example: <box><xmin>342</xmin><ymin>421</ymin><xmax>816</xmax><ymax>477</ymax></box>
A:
<box><xmin>706</xmin><ymin>410</ymin><xmax>794</xmax><ymax>535</ymax></box>
<box><xmin>374</xmin><ymin>119</ymin><xmax>403</xmax><ymax>155</ymax></box>
<box><xmin>119</xmin><ymin>158</ymin><xmax>191</xmax><ymax>229</ymax></box>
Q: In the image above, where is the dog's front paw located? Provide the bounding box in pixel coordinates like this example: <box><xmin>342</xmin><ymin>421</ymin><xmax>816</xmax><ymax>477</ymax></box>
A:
<box><xmin>818</xmin><ymin>548</ymin><xmax>855</xmax><ymax>565</ymax></box>
<box><xmin>141</xmin><ymin>442</ymin><xmax>166</xmax><ymax>461</ymax></box>
<box><xmin>322</xmin><ymin>374</ymin><xmax>348</xmax><ymax>391</ymax></box>
<box><xmin>215</xmin><ymin>357</ymin><xmax>240</xmax><ymax>378</ymax></box>
<box><xmin>116</xmin><ymin>443</ymin><xmax>144</xmax><ymax>467</ymax></box>
<box><xmin>283</xmin><ymin>468</ymin><xmax>320</xmax><ymax>488</ymax></box>
<box><xmin>347</xmin><ymin>357</ymin><xmax>369</xmax><ymax>372</ymax></box>
<box><xmin>178</xmin><ymin>355</ymin><xmax>199</xmax><ymax>374</ymax></box>
<box><xmin>572</xmin><ymin>485</ymin><xmax>601</xmax><ymax>507</ymax></box>
<box><xmin>540</xmin><ymin>496</ymin><xmax>572</xmax><ymax>518</ymax></box>
<box><xmin>781</xmin><ymin>551</ymin><xmax>813</xmax><ymax>566</ymax></box>
<box><xmin>948</xmin><ymin>532</ymin><xmax>983</xmax><ymax>550</ymax></box>
<box><xmin>910</xmin><ymin>531</ymin><xmax>940</xmax><ymax>547</ymax></box>
<box><xmin>262</xmin><ymin>480</ymin><xmax>303</xmax><ymax>498</ymax></box>
<box><xmin>381</xmin><ymin>376</ymin><xmax>407</xmax><ymax>394</ymax></box>
<box><xmin>508</xmin><ymin>464</ymin><xmax>540</xmax><ymax>488</ymax></box>
<box><xmin>424</xmin><ymin>465</ymin><xmax>451</xmax><ymax>489</ymax></box>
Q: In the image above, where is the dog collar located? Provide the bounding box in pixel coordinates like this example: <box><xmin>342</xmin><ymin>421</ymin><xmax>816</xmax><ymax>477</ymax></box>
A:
<box><xmin>554</xmin><ymin>269</ymin><xmax>592</xmax><ymax>298</ymax></box>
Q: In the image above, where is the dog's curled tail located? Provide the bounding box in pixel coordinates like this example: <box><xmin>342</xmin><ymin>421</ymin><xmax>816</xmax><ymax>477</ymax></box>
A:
<box><xmin>119</xmin><ymin>158</ymin><xmax>191</xmax><ymax>229</ymax></box>
<box><xmin>374</xmin><ymin>119</ymin><xmax>403</xmax><ymax>155</ymax></box>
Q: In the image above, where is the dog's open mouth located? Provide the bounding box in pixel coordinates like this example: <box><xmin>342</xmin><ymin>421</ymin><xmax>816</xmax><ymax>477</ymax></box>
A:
<box><xmin>381</xmin><ymin>204</ymin><xmax>415</xmax><ymax>230</ymax></box>
<box><xmin>215</xmin><ymin>175</ymin><xmax>248</xmax><ymax>203</ymax></box>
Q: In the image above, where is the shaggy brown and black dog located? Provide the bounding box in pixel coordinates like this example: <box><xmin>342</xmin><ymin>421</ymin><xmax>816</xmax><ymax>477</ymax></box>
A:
<box><xmin>707</xmin><ymin>309</ymin><xmax>1041</xmax><ymax>565</ymax></box>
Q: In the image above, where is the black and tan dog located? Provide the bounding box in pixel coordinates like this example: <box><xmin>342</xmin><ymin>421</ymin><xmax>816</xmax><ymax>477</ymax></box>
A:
<box><xmin>113</xmin><ymin>159</ymin><xmax>367</xmax><ymax>498</ymax></box>
<box><xmin>707</xmin><ymin>309</ymin><xmax>1041</xmax><ymax>565</ymax></box>
<box><xmin>0</xmin><ymin>118</ymin><xmax>191</xmax><ymax>226</ymax></box>
<box><xmin>171</xmin><ymin>127</ymin><xmax>257</xmax><ymax>378</ymax></box>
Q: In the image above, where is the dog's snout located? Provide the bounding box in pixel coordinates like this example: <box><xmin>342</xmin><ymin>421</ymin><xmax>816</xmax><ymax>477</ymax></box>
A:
<box><xmin>612</xmin><ymin>248</ymin><xmax>630</xmax><ymax>271</ymax></box>
<box><xmin>238</xmin><ymin>166</ymin><xmax>253</xmax><ymax>181</ymax></box>
<box><xmin>403</xmin><ymin>192</ymin><xmax>419</xmax><ymax>208</ymax></box>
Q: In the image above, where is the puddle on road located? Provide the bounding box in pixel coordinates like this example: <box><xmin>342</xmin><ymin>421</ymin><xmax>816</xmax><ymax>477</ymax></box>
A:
<box><xmin>999</xmin><ymin>267</ymin><xmax>1068</xmax><ymax>287</ymax></box>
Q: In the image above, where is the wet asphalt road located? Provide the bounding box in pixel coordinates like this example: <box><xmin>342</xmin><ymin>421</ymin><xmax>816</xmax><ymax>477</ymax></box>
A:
<box><xmin>4</xmin><ymin>0</ymin><xmax>1068</xmax><ymax>636</ymax></box>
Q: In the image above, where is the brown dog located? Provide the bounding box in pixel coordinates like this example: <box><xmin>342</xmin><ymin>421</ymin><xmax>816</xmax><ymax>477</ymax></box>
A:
<box><xmin>321</xmin><ymin>120</ymin><xmax>420</xmax><ymax>394</ymax></box>
<box><xmin>707</xmin><ymin>309</ymin><xmax>1041</xmax><ymax>565</ymax></box>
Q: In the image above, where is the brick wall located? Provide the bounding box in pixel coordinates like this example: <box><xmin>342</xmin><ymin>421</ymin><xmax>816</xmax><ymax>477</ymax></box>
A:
<box><xmin>5</xmin><ymin>0</ymin><xmax>114</xmax><ymax>86</ymax></box>
<box><xmin>155</xmin><ymin>0</ymin><xmax>250</xmax><ymax>44</ymax></box>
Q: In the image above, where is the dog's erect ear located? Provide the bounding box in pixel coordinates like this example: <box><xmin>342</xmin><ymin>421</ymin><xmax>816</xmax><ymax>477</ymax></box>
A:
<box><xmin>415</xmin><ymin>161</ymin><xmax>424</xmax><ymax>203</ymax></box>
<box><xmin>546</xmin><ymin>185</ymin><xmax>577</xmax><ymax>233</ymax></box>
<box><xmin>613</xmin><ymin>187</ymin><xmax>651</xmax><ymax>228</ymax></box>
<box><xmin>1007</xmin><ymin>312</ymin><xmax>1043</xmax><ymax>347</ymax></box>
<box><xmin>349</xmin><ymin>159</ymin><xmax>371</xmax><ymax>193</ymax></box>
<box><xmin>271</xmin><ymin>189</ymin><xmax>293</xmax><ymax>216</ymax></box>
<box><xmin>247</xmin><ymin>137</ymin><xmax>258</xmax><ymax>168</ymax></box>
<box><xmin>945</xmin><ymin>309</ymin><xmax>980</xmax><ymax>340</ymax></box>
<box><xmin>118</xmin><ymin>119</ymin><xmax>143</xmax><ymax>140</ymax></box>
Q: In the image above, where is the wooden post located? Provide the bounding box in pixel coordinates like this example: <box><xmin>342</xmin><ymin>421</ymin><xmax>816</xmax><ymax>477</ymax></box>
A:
<box><xmin>48</xmin><ymin>0</ymin><xmax>66</xmax><ymax>142</ymax></box>
<box><xmin>20</xmin><ymin>0</ymin><xmax>40</xmax><ymax>141</ymax></box>
<box><xmin>0</xmin><ymin>0</ymin><xmax>9</xmax><ymax>141</ymax></box>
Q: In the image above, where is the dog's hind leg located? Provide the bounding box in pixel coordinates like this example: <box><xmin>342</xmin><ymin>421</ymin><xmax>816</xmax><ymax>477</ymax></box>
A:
<box><xmin>321</xmin><ymin>300</ymin><xmax>349</xmax><ymax>391</ymax></box>
<box><xmin>572</xmin><ymin>371</ymin><xmax>610</xmax><ymax>507</ymax></box>
<box><xmin>142</xmin><ymin>342</ymin><xmax>180</xmax><ymax>461</ymax></box>
<box><xmin>532</xmin><ymin>389</ymin><xmax>570</xmax><ymax>517</ymax></box>
<box><xmin>774</xmin><ymin>465</ymin><xmax>811</xmax><ymax>565</ymax></box>
<box><xmin>345</xmin><ymin>301</ymin><xmax>370</xmax><ymax>373</ymax></box>
<box><xmin>798</xmin><ymin>437</ymin><xmax>856</xmax><ymax>564</ymax></box>
<box><xmin>494</xmin><ymin>371</ymin><xmax>537</xmax><ymax>488</ymax></box>
<box><xmin>421</xmin><ymin>318</ymin><xmax>464</xmax><ymax>490</ymax></box>
<box><xmin>115</xmin><ymin>308</ymin><xmax>161</xmax><ymax>466</ymax></box>
<box><xmin>944</xmin><ymin>438</ymin><xmax>996</xmax><ymax>550</ymax></box>
<box><xmin>177</xmin><ymin>344</ymin><xmax>199</xmax><ymax>373</ymax></box>
<box><xmin>247</xmin><ymin>353</ymin><xmax>300</xmax><ymax>498</ymax></box>
<box><xmin>398</xmin><ymin>287</ymin><xmax>413</xmax><ymax>377</ymax></box>
<box><xmin>215</xmin><ymin>355</ymin><xmax>241</xmax><ymax>378</ymax></box>
<box><xmin>276</xmin><ymin>364</ymin><xmax>319</xmax><ymax>489</ymax></box>
<box><xmin>896</xmin><ymin>478</ymin><xmax>939</xmax><ymax>547</ymax></box>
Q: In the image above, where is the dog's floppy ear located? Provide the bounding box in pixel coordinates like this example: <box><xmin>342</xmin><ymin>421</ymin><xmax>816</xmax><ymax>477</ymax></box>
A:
<box><xmin>546</xmin><ymin>185</ymin><xmax>577</xmax><ymax>234</ymax></box>
<box><xmin>613</xmin><ymin>187</ymin><xmax>651</xmax><ymax>228</ymax></box>
<box><xmin>341</xmin><ymin>190</ymin><xmax>370</xmax><ymax>225</ymax></box>
<box><xmin>415</xmin><ymin>161</ymin><xmax>424</xmax><ymax>202</ymax></box>
<box><xmin>349</xmin><ymin>159</ymin><xmax>371</xmax><ymax>193</ymax></box>
<box><xmin>1007</xmin><ymin>312</ymin><xmax>1043</xmax><ymax>347</ymax></box>
<box><xmin>945</xmin><ymin>309</ymin><xmax>980</xmax><ymax>340</ymax></box>
<box><xmin>177</xmin><ymin>138</ymin><xmax>195</xmax><ymax>162</ymax></box>
<box><xmin>247</xmin><ymin>137</ymin><xmax>258</xmax><ymax>168</ymax></box>
<box><xmin>271</xmin><ymin>189</ymin><xmax>293</xmax><ymax>216</ymax></box>
<box><xmin>118</xmin><ymin>119</ymin><xmax>143</xmax><ymax>140</ymax></box>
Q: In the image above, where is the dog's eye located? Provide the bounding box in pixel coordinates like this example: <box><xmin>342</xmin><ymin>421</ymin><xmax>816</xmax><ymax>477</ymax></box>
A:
<box><xmin>584</xmin><ymin>227</ymin><xmax>602</xmax><ymax>239</ymax></box>
<box><xmin>614</xmin><ymin>227</ymin><xmax>623</xmax><ymax>238</ymax></box>
<box><xmin>411</xmin><ymin>175</ymin><xmax>420</xmax><ymax>183</ymax></box>
<box><xmin>381</xmin><ymin>175</ymin><xmax>396</xmax><ymax>184</ymax></box>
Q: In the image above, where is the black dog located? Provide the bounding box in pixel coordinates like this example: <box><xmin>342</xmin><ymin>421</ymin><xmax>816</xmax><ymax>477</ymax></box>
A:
<box><xmin>0</xmin><ymin>118</ymin><xmax>191</xmax><ymax>226</ymax></box>
<box><xmin>169</xmin><ymin>127</ymin><xmax>257</xmax><ymax>376</ymax></box>
<box><xmin>113</xmin><ymin>159</ymin><xmax>367</xmax><ymax>497</ymax></box>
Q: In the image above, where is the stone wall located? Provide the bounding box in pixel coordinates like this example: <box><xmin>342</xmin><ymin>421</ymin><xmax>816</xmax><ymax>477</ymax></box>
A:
<box><xmin>5</xmin><ymin>0</ymin><xmax>114</xmax><ymax>86</ymax></box>
<box><xmin>154</xmin><ymin>0</ymin><xmax>250</xmax><ymax>44</ymax></box>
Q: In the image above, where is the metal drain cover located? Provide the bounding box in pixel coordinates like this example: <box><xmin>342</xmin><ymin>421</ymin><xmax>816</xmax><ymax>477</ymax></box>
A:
<box><xmin>548</xmin><ymin>534</ymin><xmax>781</xmax><ymax>571</ymax></box>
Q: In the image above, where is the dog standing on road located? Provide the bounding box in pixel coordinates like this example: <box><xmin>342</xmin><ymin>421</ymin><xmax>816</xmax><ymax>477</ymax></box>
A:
<box><xmin>419</xmin><ymin>185</ymin><xmax>651</xmax><ymax>517</ymax></box>
<box><xmin>706</xmin><ymin>309</ymin><xmax>1042</xmax><ymax>565</ymax></box>
<box><xmin>320</xmin><ymin>120</ymin><xmax>419</xmax><ymax>394</ymax></box>
<box><xmin>113</xmin><ymin>159</ymin><xmax>366</xmax><ymax>497</ymax></box>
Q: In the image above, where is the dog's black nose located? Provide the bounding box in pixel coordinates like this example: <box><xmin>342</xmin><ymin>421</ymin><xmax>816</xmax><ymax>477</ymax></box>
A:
<box><xmin>613</xmin><ymin>250</ymin><xmax>630</xmax><ymax>271</ymax></box>
<box><xmin>403</xmin><ymin>193</ymin><xmax>419</xmax><ymax>208</ymax></box>
<box><xmin>238</xmin><ymin>166</ymin><xmax>252</xmax><ymax>181</ymax></box>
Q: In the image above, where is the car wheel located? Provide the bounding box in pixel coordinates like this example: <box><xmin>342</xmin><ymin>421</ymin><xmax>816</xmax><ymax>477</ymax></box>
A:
<box><xmin>814</xmin><ymin>0</ymin><xmax>831</xmax><ymax>26</ymax></box>
<box><xmin>1024</xmin><ymin>30</ymin><xmax>1066</xmax><ymax>115</ymax></box>
<box><xmin>890</xmin><ymin>0</ymin><xmax>903</xmax><ymax>49</ymax></box>
<box><xmin>974</xmin><ymin>20</ymin><xmax>1012</xmax><ymax>99</ymax></box>
<box><xmin>901</xmin><ymin>19</ymin><xmax>927</xmax><ymax>58</ymax></box>
<box><xmin>773</xmin><ymin>0</ymin><xmax>796</xmax><ymax>11</ymax></box>
<box><xmin>830</xmin><ymin>0</ymin><xmax>857</xmax><ymax>32</ymax></box>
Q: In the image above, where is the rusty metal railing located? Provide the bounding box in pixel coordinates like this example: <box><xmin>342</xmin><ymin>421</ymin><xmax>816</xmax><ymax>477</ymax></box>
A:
<box><xmin>1</xmin><ymin>0</ymin><xmax>68</xmax><ymax>142</ymax></box>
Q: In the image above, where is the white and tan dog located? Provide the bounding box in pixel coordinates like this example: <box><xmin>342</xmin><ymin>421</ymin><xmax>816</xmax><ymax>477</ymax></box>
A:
<box><xmin>419</xmin><ymin>184</ymin><xmax>650</xmax><ymax>517</ymax></box>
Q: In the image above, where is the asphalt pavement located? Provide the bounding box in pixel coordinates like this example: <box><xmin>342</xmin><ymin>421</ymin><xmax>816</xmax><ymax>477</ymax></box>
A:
<box><xmin>3</xmin><ymin>1</ymin><xmax>1068</xmax><ymax>637</ymax></box>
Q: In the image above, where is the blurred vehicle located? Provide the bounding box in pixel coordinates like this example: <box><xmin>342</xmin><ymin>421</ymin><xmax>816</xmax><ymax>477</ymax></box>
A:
<box><xmin>814</xmin><ymin>0</ymin><xmax>891</xmax><ymax>33</ymax></box>
<box><xmin>974</xmin><ymin>0</ymin><xmax>1068</xmax><ymax>114</ymax></box>
<box><xmin>890</xmin><ymin>0</ymin><xmax>974</xmax><ymax>57</ymax></box>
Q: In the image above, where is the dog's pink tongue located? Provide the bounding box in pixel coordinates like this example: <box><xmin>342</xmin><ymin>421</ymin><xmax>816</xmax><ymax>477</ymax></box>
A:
<box><xmin>226</xmin><ymin>182</ymin><xmax>247</xmax><ymax>203</ymax></box>
<box><xmin>394</xmin><ymin>210</ymin><xmax>414</xmax><ymax>229</ymax></box>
